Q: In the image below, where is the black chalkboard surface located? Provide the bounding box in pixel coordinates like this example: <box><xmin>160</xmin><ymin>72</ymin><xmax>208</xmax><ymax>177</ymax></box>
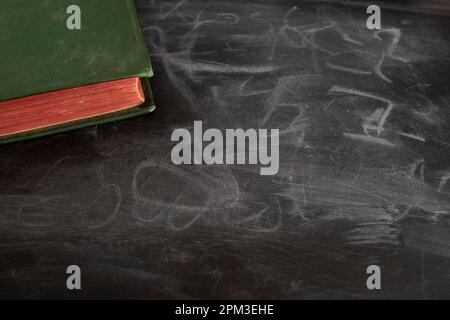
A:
<box><xmin>0</xmin><ymin>0</ymin><xmax>450</xmax><ymax>299</ymax></box>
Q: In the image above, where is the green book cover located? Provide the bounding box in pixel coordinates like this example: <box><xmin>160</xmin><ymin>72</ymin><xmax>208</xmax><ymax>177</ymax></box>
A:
<box><xmin>0</xmin><ymin>0</ymin><xmax>155</xmax><ymax>144</ymax></box>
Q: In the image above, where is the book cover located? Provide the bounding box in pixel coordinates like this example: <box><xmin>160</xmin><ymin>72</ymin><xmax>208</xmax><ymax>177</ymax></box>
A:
<box><xmin>0</xmin><ymin>0</ymin><xmax>155</xmax><ymax>144</ymax></box>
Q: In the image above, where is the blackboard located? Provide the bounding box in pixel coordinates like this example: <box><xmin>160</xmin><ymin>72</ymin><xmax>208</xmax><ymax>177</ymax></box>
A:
<box><xmin>1</xmin><ymin>0</ymin><xmax>450</xmax><ymax>298</ymax></box>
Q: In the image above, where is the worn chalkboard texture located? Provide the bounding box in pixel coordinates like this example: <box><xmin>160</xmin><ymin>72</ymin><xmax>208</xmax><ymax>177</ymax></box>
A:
<box><xmin>0</xmin><ymin>0</ymin><xmax>450</xmax><ymax>299</ymax></box>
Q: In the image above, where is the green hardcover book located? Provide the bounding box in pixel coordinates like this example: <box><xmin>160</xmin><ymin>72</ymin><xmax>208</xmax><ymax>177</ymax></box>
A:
<box><xmin>0</xmin><ymin>0</ymin><xmax>155</xmax><ymax>145</ymax></box>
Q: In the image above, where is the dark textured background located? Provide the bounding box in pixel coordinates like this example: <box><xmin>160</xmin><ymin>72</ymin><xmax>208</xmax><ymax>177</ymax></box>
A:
<box><xmin>1</xmin><ymin>0</ymin><xmax>450</xmax><ymax>299</ymax></box>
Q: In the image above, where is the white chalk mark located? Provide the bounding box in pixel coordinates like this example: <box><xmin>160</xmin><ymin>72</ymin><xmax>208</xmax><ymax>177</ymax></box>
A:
<box><xmin>344</xmin><ymin>133</ymin><xmax>396</xmax><ymax>147</ymax></box>
<box><xmin>328</xmin><ymin>86</ymin><xmax>396</xmax><ymax>137</ymax></box>
<box><xmin>438</xmin><ymin>173</ymin><xmax>450</xmax><ymax>192</ymax></box>
<box><xmin>373</xmin><ymin>52</ymin><xmax>393</xmax><ymax>83</ymax></box>
<box><xmin>172</xmin><ymin>57</ymin><xmax>279</xmax><ymax>74</ymax></box>
<box><xmin>79</xmin><ymin>184</ymin><xmax>122</xmax><ymax>230</ymax></box>
<box><xmin>159</xmin><ymin>0</ymin><xmax>189</xmax><ymax>22</ymax></box>
<box><xmin>410</xmin><ymin>159</ymin><xmax>425</xmax><ymax>182</ymax></box>
<box><xmin>396</xmin><ymin>132</ymin><xmax>425</xmax><ymax>142</ymax></box>
<box><xmin>374</xmin><ymin>28</ymin><xmax>409</xmax><ymax>63</ymax></box>
<box><xmin>325</xmin><ymin>61</ymin><xmax>372</xmax><ymax>75</ymax></box>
